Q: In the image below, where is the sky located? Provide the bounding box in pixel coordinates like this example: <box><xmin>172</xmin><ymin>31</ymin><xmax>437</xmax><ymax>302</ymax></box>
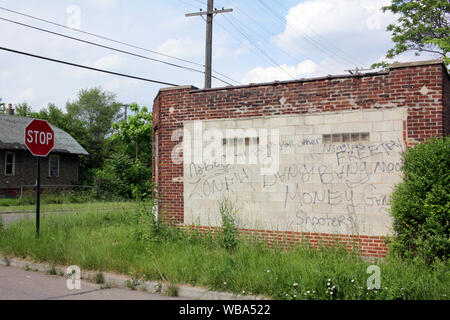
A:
<box><xmin>0</xmin><ymin>0</ymin><xmax>440</xmax><ymax>112</ymax></box>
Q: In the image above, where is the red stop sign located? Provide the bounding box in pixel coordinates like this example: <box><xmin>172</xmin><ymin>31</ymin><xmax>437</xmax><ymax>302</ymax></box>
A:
<box><xmin>24</xmin><ymin>119</ymin><xmax>55</xmax><ymax>157</ymax></box>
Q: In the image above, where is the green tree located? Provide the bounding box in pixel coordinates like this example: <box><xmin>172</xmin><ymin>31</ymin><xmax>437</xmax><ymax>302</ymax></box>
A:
<box><xmin>373</xmin><ymin>0</ymin><xmax>450</xmax><ymax>68</ymax></box>
<box><xmin>14</xmin><ymin>102</ymin><xmax>33</xmax><ymax>117</ymax></box>
<box><xmin>66</xmin><ymin>87</ymin><xmax>122</xmax><ymax>177</ymax></box>
<box><xmin>112</xmin><ymin>104</ymin><xmax>152</xmax><ymax>164</ymax></box>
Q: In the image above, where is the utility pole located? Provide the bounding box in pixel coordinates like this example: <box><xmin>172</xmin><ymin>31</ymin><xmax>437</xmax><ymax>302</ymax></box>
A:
<box><xmin>122</xmin><ymin>104</ymin><xmax>129</xmax><ymax>121</ymax></box>
<box><xmin>186</xmin><ymin>0</ymin><xmax>232</xmax><ymax>89</ymax></box>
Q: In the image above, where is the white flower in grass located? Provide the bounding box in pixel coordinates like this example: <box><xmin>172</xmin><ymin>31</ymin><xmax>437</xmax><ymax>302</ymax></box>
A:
<box><xmin>327</xmin><ymin>282</ymin><xmax>331</xmax><ymax>286</ymax></box>
<box><xmin>307</xmin><ymin>290</ymin><xmax>310</xmax><ymax>294</ymax></box>
<box><xmin>242</xmin><ymin>291</ymin><xmax>245</xmax><ymax>294</ymax></box>
<box><xmin>328</xmin><ymin>278</ymin><xmax>331</xmax><ymax>282</ymax></box>
<box><xmin>266</xmin><ymin>270</ymin><xmax>270</xmax><ymax>273</ymax></box>
<box><xmin>293</xmin><ymin>295</ymin><xmax>297</xmax><ymax>298</ymax></box>
<box><xmin>224</xmin><ymin>282</ymin><xmax>227</xmax><ymax>285</ymax></box>
<box><xmin>330</xmin><ymin>292</ymin><xmax>333</xmax><ymax>295</ymax></box>
<box><xmin>293</xmin><ymin>283</ymin><xmax>298</xmax><ymax>287</ymax></box>
<box><xmin>351</xmin><ymin>279</ymin><xmax>355</xmax><ymax>283</ymax></box>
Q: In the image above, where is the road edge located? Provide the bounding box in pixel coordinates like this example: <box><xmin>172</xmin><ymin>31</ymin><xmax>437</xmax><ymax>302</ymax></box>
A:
<box><xmin>0</xmin><ymin>256</ymin><xmax>269</xmax><ymax>301</ymax></box>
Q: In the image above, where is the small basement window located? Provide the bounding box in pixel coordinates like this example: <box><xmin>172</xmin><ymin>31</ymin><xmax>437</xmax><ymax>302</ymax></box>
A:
<box><xmin>222</xmin><ymin>137</ymin><xmax>260</xmax><ymax>146</ymax></box>
<box><xmin>5</xmin><ymin>152</ymin><xmax>15</xmax><ymax>176</ymax></box>
<box><xmin>323</xmin><ymin>132</ymin><xmax>370</xmax><ymax>144</ymax></box>
<box><xmin>49</xmin><ymin>155</ymin><xmax>59</xmax><ymax>177</ymax></box>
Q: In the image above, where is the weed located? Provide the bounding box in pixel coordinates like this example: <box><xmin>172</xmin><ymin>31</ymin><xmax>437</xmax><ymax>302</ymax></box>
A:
<box><xmin>218</xmin><ymin>198</ymin><xmax>240</xmax><ymax>252</ymax></box>
<box><xmin>126</xmin><ymin>278</ymin><xmax>140</xmax><ymax>291</ymax></box>
<box><xmin>47</xmin><ymin>265</ymin><xmax>57</xmax><ymax>275</ymax></box>
<box><xmin>153</xmin><ymin>283</ymin><xmax>162</xmax><ymax>293</ymax></box>
<box><xmin>94</xmin><ymin>273</ymin><xmax>105</xmax><ymax>284</ymax></box>
<box><xmin>24</xmin><ymin>264</ymin><xmax>30</xmax><ymax>271</ymax></box>
<box><xmin>166</xmin><ymin>283</ymin><xmax>179</xmax><ymax>297</ymax></box>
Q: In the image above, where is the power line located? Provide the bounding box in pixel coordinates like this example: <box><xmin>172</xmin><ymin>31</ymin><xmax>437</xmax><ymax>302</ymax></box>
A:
<box><xmin>0</xmin><ymin>5</ymin><xmax>240</xmax><ymax>85</ymax></box>
<box><xmin>0</xmin><ymin>16</ymin><xmax>233</xmax><ymax>86</ymax></box>
<box><xmin>272</xmin><ymin>0</ymin><xmax>365</xmax><ymax>66</ymax></box>
<box><xmin>0</xmin><ymin>46</ymin><xmax>180</xmax><ymax>86</ymax></box>
<box><xmin>222</xmin><ymin>15</ymin><xmax>295</xmax><ymax>79</ymax></box>
<box><xmin>225</xmin><ymin>1</ymin><xmax>329</xmax><ymax>75</ymax></box>
<box><xmin>255</xmin><ymin>0</ymin><xmax>358</xmax><ymax>68</ymax></box>
<box><xmin>0</xmin><ymin>18</ymin><xmax>201</xmax><ymax>74</ymax></box>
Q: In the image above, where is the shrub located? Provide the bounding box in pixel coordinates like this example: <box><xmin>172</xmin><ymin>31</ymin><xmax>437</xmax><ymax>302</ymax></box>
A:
<box><xmin>390</xmin><ymin>137</ymin><xmax>450</xmax><ymax>263</ymax></box>
<box><xmin>94</xmin><ymin>153</ymin><xmax>152</xmax><ymax>200</ymax></box>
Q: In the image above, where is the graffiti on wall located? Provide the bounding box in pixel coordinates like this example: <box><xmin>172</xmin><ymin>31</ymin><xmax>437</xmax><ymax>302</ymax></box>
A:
<box><xmin>183</xmin><ymin>109</ymin><xmax>406</xmax><ymax>237</ymax></box>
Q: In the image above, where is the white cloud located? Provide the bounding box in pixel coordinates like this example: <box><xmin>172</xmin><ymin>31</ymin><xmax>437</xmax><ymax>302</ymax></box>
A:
<box><xmin>273</xmin><ymin>0</ymin><xmax>396</xmax><ymax>69</ymax></box>
<box><xmin>93</xmin><ymin>54</ymin><xmax>126</xmax><ymax>70</ymax></box>
<box><xmin>233</xmin><ymin>40</ymin><xmax>251</xmax><ymax>56</ymax></box>
<box><xmin>15</xmin><ymin>88</ymin><xmax>36</xmax><ymax>102</ymax></box>
<box><xmin>156</xmin><ymin>37</ymin><xmax>203</xmax><ymax>59</ymax></box>
<box><xmin>241</xmin><ymin>60</ymin><xmax>319</xmax><ymax>84</ymax></box>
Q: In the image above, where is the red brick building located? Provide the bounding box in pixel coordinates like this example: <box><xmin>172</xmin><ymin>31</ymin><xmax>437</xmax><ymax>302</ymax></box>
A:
<box><xmin>152</xmin><ymin>59</ymin><xmax>449</xmax><ymax>258</ymax></box>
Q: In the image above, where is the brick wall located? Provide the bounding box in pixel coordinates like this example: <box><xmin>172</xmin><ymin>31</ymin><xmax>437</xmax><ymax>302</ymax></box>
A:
<box><xmin>153</xmin><ymin>60</ymin><xmax>449</xmax><ymax>258</ymax></box>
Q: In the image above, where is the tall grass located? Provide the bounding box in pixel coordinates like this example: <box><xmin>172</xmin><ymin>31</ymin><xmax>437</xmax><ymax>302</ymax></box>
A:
<box><xmin>0</xmin><ymin>208</ymin><xmax>448</xmax><ymax>300</ymax></box>
<box><xmin>0</xmin><ymin>189</ymin><xmax>130</xmax><ymax>208</ymax></box>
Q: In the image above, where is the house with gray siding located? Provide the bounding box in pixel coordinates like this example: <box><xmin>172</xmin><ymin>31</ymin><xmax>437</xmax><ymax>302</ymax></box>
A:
<box><xmin>0</xmin><ymin>110</ymin><xmax>88</xmax><ymax>197</ymax></box>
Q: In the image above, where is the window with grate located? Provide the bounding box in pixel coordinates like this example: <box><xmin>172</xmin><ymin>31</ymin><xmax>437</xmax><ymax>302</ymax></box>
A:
<box><xmin>322</xmin><ymin>132</ymin><xmax>370</xmax><ymax>144</ymax></box>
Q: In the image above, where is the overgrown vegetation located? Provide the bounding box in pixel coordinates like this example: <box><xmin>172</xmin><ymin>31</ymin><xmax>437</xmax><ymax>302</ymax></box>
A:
<box><xmin>0</xmin><ymin>190</ymin><xmax>98</xmax><ymax>207</ymax></box>
<box><xmin>4</xmin><ymin>89</ymin><xmax>153</xmax><ymax>201</ymax></box>
<box><xmin>0</xmin><ymin>207</ymin><xmax>448</xmax><ymax>300</ymax></box>
<box><xmin>218</xmin><ymin>198</ymin><xmax>240</xmax><ymax>252</ymax></box>
<box><xmin>93</xmin><ymin>154</ymin><xmax>152</xmax><ymax>201</ymax></box>
<box><xmin>389</xmin><ymin>137</ymin><xmax>450</xmax><ymax>263</ymax></box>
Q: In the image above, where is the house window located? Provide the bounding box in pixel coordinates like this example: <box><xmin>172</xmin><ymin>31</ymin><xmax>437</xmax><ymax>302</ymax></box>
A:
<box><xmin>49</xmin><ymin>155</ymin><xmax>59</xmax><ymax>177</ymax></box>
<box><xmin>5</xmin><ymin>152</ymin><xmax>15</xmax><ymax>176</ymax></box>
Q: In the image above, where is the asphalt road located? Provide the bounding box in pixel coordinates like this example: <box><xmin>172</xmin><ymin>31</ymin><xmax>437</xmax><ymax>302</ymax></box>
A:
<box><xmin>0</xmin><ymin>265</ymin><xmax>182</xmax><ymax>300</ymax></box>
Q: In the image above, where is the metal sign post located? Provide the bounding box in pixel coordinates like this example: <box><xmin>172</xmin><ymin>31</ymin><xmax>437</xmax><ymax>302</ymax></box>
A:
<box><xmin>36</xmin><ymin>157</ymin><xmax>40</xmax><ymax>238</ymax></box>
<box><xmin>24</xmin><ymin>119</ymin><xmax>55</xmax><ymax>239</ymax></box>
